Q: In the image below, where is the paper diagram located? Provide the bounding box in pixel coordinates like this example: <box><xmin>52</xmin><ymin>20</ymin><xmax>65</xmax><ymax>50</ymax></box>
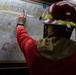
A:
<box><xmin>0</xmin><ymin>0</ymin><xmax>44</xmax><ymax>60</ymax></box>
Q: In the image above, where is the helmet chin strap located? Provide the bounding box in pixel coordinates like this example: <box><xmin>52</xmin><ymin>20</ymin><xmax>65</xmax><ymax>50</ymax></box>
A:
<box><xmin>43</xmin><ymin>24</ymin><xmax>48</xmax><ymax>38</ymax></box>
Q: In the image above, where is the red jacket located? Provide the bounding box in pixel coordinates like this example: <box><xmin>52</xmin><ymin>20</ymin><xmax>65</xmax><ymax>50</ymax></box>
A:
<box><xmin>16</xmin><ymin>26</ymin><xmax>76</xmax><ymax>75</ymax></box>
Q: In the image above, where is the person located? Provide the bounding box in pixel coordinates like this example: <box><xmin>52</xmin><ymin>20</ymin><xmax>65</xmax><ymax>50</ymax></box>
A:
<box><xmin>16</xmin><ymin>1</ymin><xmax>76</xmax><ymax>75</ymax></box>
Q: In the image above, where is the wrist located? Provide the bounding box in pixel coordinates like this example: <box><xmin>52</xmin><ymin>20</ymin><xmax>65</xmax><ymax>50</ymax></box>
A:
<box><xmin>17</xmin><ymin>22</ymin><xmax>24</xmax><ymax>27</ymax></box>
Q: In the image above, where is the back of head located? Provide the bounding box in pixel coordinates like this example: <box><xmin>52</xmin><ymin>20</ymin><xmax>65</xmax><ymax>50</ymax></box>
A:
<box><xmin>40</xmin><ymin>1</ymin><xmax>76</xmax><ymax>39</ymax></box>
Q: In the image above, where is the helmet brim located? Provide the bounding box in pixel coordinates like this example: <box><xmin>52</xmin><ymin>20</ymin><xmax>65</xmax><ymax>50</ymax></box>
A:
<box><xmin>42</xmin><ymin>19</ymin><xmax>76</xmax><ymax>28</ymax></box>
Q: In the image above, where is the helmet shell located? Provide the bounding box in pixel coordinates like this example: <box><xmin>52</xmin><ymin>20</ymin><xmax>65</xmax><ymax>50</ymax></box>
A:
<box><xmin>42</xmin><ymin>1</ymin><xmax>76</xmax><ymax>27</ymax></box>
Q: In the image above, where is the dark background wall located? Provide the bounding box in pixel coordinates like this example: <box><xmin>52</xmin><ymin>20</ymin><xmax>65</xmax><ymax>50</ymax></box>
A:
<box><xmin>40</xmin><ymin>0</ymin><xmax>63</xmax><ymax>2</ymax></box>
<box><xmin>31</xmin><ymin>0</ymin><xmax>63</xmax><ymax>5</ymax></box>
<box><xmin>0</xmin><ymin>63</ymin><xmax>30</xmax><ymax>75</ymax></box>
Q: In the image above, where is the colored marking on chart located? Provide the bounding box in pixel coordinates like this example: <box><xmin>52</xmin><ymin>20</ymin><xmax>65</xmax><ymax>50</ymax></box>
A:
<box><xmin>0</xmin><ymin>6</ymin><xmax>12</xmax><ymax>11</ymax></box>
<box><xmin>2</xmin><ymin>43</ymin><xmax>20</xmax><ymax>53</ymax></box>
<box><xmin>0</xmin><ymin>25</ymin><xmax>13</xmax><ymax>32</ymax></box>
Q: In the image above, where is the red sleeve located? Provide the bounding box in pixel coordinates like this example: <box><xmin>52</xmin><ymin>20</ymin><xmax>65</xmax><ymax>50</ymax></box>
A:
<box><xmin>16</xmin><ymin>26</ymin><xmax>36</xmax><ymax>55</ymax></box>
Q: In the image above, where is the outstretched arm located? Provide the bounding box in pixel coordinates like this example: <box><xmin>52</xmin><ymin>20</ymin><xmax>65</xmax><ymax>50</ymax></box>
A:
<box><xmin>16</xmin><ymin>14</ymin><xmax>36</xmax><ymax>55</ymax></box>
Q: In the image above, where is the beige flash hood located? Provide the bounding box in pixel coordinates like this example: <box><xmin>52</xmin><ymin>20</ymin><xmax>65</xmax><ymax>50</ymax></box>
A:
<box><xmin>37</xmin><ymin>37</ymin><xmax>76</xmax><ymax>61</ymax></box>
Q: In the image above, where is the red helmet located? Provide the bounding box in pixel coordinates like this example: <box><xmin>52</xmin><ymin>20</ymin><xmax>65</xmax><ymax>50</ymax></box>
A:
<box><xmin>41</xmin><ymin>1</ymin><xmax>76</xmax><ymax>27</ymax></box>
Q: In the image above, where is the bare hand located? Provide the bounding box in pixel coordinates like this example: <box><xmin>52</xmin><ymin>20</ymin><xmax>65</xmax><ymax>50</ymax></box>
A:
<box><xmin>18</xmin><ymin>14</ymin><xmax>26</xmax><ymax>24</ymax></box>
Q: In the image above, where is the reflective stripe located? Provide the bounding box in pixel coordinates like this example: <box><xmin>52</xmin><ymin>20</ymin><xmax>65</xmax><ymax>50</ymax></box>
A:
<box><xmin>57</xmin><ymin>20</ymin><xmax>76</xmax><ymax>26</ymax></box>
<box><xmin>44</xmin><ymin>14</ymin><xmax>53</xmax><ymax>19</ymax></box>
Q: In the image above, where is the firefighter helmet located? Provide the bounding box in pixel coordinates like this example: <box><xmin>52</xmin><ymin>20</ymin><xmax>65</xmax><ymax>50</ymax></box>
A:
<box><xmin>41</xmin><ymin>1</ymin><xmax>76</xmax><ymax>27</ymax></box>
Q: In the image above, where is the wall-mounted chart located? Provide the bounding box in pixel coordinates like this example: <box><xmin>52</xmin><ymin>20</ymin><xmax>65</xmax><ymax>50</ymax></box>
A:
<box><xmin>0</xmin><ymin>0</ymin><xmax>44</xmax><ymax>62</ymax></box>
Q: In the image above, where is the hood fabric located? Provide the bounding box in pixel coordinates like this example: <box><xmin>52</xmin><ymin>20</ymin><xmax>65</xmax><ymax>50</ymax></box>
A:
<box><xmin>37</xmin><ymin>37</ymin><xmax>76</xmax><ymax>61</ymax></box>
